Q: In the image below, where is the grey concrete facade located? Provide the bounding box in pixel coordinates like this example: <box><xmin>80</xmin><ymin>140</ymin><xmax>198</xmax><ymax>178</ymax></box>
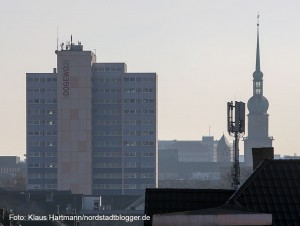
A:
<box><xmin>56</xmin><ymin>47</ymin><xmax>95</xmax><ymax>194</ymax></box>
<box><xmin>26</xmin><ymin>42</ymin><xmax>157</xmax><ymax>195</ymax></box>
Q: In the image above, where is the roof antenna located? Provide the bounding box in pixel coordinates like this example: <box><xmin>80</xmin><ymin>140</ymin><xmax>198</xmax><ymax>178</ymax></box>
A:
<box><xmin>56</xmin><ymin>26</ymin><xmax>59</xmax><ymax>51</ymax></box>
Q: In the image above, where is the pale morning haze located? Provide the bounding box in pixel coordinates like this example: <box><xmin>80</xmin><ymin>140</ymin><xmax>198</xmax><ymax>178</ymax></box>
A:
<box><xmin>1</xmin><ymin>0</ymin><xmax>300</xmax><ymax>158</ymax></box>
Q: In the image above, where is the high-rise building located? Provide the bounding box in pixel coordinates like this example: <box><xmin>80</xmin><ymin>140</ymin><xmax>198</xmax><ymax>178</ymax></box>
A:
<box><xmin>26</xmin><ymin>41</ymin><xmax>157</xmax><ymax>195</ymax></box>
<box><xmin>243</xmin><ymin>20</ymin><xmax>273</xmax><ymax>167</ymax></box>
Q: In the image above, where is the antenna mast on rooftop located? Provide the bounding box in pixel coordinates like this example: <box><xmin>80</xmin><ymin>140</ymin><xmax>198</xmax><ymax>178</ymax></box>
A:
<box><xmin>227</xmin><ymin>101</ymin><xmax>245</xmax><ymax>189</ymax></box>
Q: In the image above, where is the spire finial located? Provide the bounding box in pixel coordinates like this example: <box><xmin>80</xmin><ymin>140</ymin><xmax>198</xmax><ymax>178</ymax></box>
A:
<box><xmin>256</xmin><ymin>13</ymin><xmax>260</xmax><ymax>71</ymax></box>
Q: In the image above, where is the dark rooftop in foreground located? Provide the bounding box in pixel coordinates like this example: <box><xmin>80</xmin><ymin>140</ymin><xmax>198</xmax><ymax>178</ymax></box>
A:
<box><xmin>144</xmin><ymin>188</ymin><xmax>234</xmax><ymax>226</ymax></box>
<box><xmin>227</xmin><ymin>159</ymin><xmax>300</xmax><ymax>226</ymax></box>
<box><xmin>145</xmin><ymin>159</ymin><xmax>300</xmax><ymax>226</ymax></box>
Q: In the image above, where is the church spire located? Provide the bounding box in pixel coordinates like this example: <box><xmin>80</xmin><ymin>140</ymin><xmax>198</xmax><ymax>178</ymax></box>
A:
<box><xmin>248</xmin><ymin>13</ymin><xmax>269</xmax><ymax>114</ymax></box>
<box><xmin>244</xmin><ymin>14</ymin><xmax>273</xmax><ymax>167</ymax></box>
<box><xmin>256</xmin><ymin>13</ymin><xmax>260</xmax><ymax>72</ymax></box>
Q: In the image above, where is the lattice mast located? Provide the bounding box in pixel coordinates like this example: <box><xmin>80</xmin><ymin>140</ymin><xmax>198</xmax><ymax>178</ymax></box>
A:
<box><xmin>227</xmin><ymin>101</ymin><xmax>245</xmax><ymax>189</ymax></box>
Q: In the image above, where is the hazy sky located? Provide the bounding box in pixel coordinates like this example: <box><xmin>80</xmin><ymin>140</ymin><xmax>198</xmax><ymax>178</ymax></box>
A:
<box><xmin>1</xmin><ymin>0</ymin><xmax>300</xmax><ymax>158</ymax></box>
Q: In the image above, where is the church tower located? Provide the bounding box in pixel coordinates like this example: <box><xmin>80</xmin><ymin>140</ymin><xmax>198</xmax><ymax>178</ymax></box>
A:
<box><xmin>244</xmin><ymin>16</ymin><xmax>273</xmax><ymax>167</ymax></box>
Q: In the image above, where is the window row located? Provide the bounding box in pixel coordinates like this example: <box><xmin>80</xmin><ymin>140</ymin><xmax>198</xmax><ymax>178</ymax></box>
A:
<box><xmin>93</xmin><ymin>99</ymin><xmax>155</xmax><ymax>104</ymax></box>
<box><xmin>93</xmin><ymin>99</ymin><xmax>122</xmax><ymax>104</ymax></box>
<box><xmin>93</xmin><ymin>162</ymin><xmax>155</xmax><ymax>168</ymax></box>
<box><xmin>123</xmin><ymin>119</ymin><xmax>155</xmax><ymax>125</ymax></box>
<box><xmin>93</xmin><ymin>88</ymin><xmax>154</xmax><ymax>93</ymax></box>
<box><xmin>95</xmin><ymin>120</ymin><xmax>122</xmax><ymax>125</ymax></box>
<box><xmin>94</xmin><ymin>130</ymin><xmax>154</xmax><ymax>136</ymax></box>
<box><xmin>95</xmin><ymin>140</ymin><xmax>156</xmax><ymax>147</ymax></box>
<box><xmin>93</xmin><ymin>183</ymin><xmax>155</xmax><ymax>189</ymax></box>
<box><xmin>123</xmin><ymin>99</ymin><xmax>154</xmax><ymax>104</ymax></box>
<box><xmin>28</xmin><ymin>173</ymin><xmax>57</xmax><ymax>179</ymax></box>
<box><xmin>124</xmin><ymin>130</ymin><xmax>154</xmax><ymax>136</ymax></box>
<box><xmin>94</xmin><ymin>141</ymin><xmax>121</xmax><ymax>147</ymax></box>
<box><xmin>123</xmin><ymin>88</ymin><xmax>154</xmax><ymax>93</ymax></box>
<box><xmin>28</xmin><ymin>110</ymin><xmax>56</xmax><ymax>115</ymax></box>
<box><xmin>94</xmin><ymin>109</ymin><xmax>122</xmax><ymax>115</ymax></box>
<box><xmin>28</xmin><ymin>131</ymin><xmax>57</xmax><ymax>136</ymax></box>
<box><xmin>123</xmin><ymin>141</ymin><xmax>155</xmax><ymax>146</ymax></box>
<box><xmin>27</xmin><ymin>88</ymin><xmax>57</xmax><ymax>93</ymax></box>
<box><xmin>93</xmin><ymin>76</ymin><xmax>154</xmax><ymax>83</ymax></box>
<box><xmin>27</xmin><ymin>99</ymin><xmax>57</xmax><ymax>104</ymax></box>
<box><xmin>123</xmin><ymin>77</ymin><xmax>155</xmax><ymax>82</ymax></box>
<box><xmin>28</xmin><ymin>120</ymin><xmax>57</xmax><ymax>125</ymax></box>
<box><xmin>27</xmin><ymin>184</ymin><xmax>57</xmax><ymax>190</ymax></box>
<box><xmin>28</xmin><ymin>141</ymin><xmax>56</xmax><ymax>147</ymax></box>
<box><xmin>124</xmin><ymin>109</ymin><xmax>154</xmax><ymax>114</ymax></box>
<box><xmin>94</xmin><ymin>173</ymin><xmax>122</xmax><ymax>179</ymax></box>
<box><xmin>0</xmin><ymin>168</ymin><xmax>20</xmax><ymax>173</ymax></box>
<box><xmin>94</xmin><ymin>162</ymin><xmax>122</xmax><ymax>168</ymax></box>
<box><xmin>93</xmin><ymin>67</ymin><xmax>123</xmax><ymax>73</ymax></box>
<box><xmin>94</xmin><ymin>152</ymin><xmax>122</xmax><ymax>157</ymax></box>
<box><xmin>94</xmin><ymin>131</ymin><xmax>122</xmax><ymax>136</ymax></box>
<box><xmin>28</xmin><ymin>152</ymin><xmax>57</xmax><ymax>157</ymax></box>
<box><xmin>27</xmin><ymin>184</ymin><xmax>57</xmax><ymax>189</ymax></box>
<box><xmin>93</xmin><ymin>152</ymin><xmax>155</xmax><ymax>157</ymax></box>
<box><xmin>93</xmin><ymin>88</ymin><xmax>122</xmax><ymax>93</ymax></box>
<box><xmin>28</xmin><ymin>163</ymin><xmax>56</xmax><ymax>168</ymax></box>
<box><xmin>95</xmin><ymin>172</ymin><xmax>154</xmax><ymax>178</ymax></box>
<box><xmin>27</xmin><ymin>77</ymin><xmax>57</xmax><ymax>82</ymax></box>
<box><xmin>94</xmin><ymin>119</ymin><xmax>155</xmax><ymax>126</ymax></box>
<box><xmin>93</xmin><ymin>77</ymin><xmax>122</xmax><ymax>83</ymax></box>
<box><xmin>28</xmin><ymin>120</ymin><xmax>56</xmax><ymax>125</ymax></box>
<box><xmin>124</xmin><ymin>152</ymin><xmax>155</xmax><ymax>157</ymax></box>
<box><xmin>93</xmin><ymin>184</ymin><xmax>122</xmax><ymax>189</ymax></box>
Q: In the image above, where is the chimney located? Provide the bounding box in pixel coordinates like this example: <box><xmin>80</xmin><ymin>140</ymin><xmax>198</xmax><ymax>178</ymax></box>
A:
<box><xmin>252</xmin><ymin>147</ymin><xmax>274</xmax><ymax>171</ymax></box>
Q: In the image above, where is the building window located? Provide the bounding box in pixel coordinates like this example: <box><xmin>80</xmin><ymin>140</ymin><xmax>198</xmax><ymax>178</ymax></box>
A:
<box><xmin>28</xmin><ymin>163</ymin><xmax>41</xmax><ymax>168</ymax></box>
<box><xmin>45</xmin><ymin>163</ymin><xmax>56</xmax><ymax>168</ymax></box>
<box><xmin>28</xmin><ymin>152</ymin><xmax>41</xmax><ymax>157</ymax></box>
<box><xmin>47</xmin><ymin>110</ymin><xmax>56</xmax><ymax>115</ymax></box>
<box><xmin>124</xmin><ymin>173</ymin><xmax>137</xmax><ymax>178</ymax></box>
<box><xmin>46</xmin><ymin>142</ymin><xmax>56</xmax><ymax>147</ymax></box>
<box><xmin>141</xmin><ymin>173</ymin><xmax>154</xmax><ymax>178</ymax></box>
<box><xmin>124</xmin><ymin>184</ymin><xmax>136</xmax><ymax>189</ymax></box>
<box><xmin>125</xmin><ymin>162</ymin><xmax>137</xmax><ymax>168</ymax></box>
<box><xmin>46</xmin><ymin>184</ymin><xmax>57</xmax><ymax>189</ymax></box>
<box><xmin>124</xmin><ymin>152</ymin><xmax>136</xmax><ymax>157</ymax></box>
<box><xmin>45</xmin><ymin>173</ymin><xmax>57</xmax><ymax>178</ymax></box>
<box><xmin>141</xmin><ymin>184</ymin><xmax>155</xmax><ymax>189</ymax></box>
<box><xmin>141</xmin><ymin>162</ymin><xmax>155</xmax><ymax>168</ymax></box>
<box><xmin>28</xmin><ymin>173</ymin><xmax>42</xmax><ymax>179</ymax></box>
<box><xmin>94</xmin><ymin>162</ymin><xmax>122</xmax><ymax>168</ymax></box>
<box><xmin>46</xmin><ymin>152</ymin><xmax>57</xmax><ymax>157</ymax></box>
<box><xmin>46</xmin><ymin>120</ymin><xmax>56</xmax><ymax>125</ymax></box>
<box><xmin>94</xmin><ymin>173</ymin><xmax>122</xmax><ymax>178</ymax></box>
<box><xmin>93</xmin><ymin>184</ymin><xmax>122</xmax><ymax>189</ymax></box>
